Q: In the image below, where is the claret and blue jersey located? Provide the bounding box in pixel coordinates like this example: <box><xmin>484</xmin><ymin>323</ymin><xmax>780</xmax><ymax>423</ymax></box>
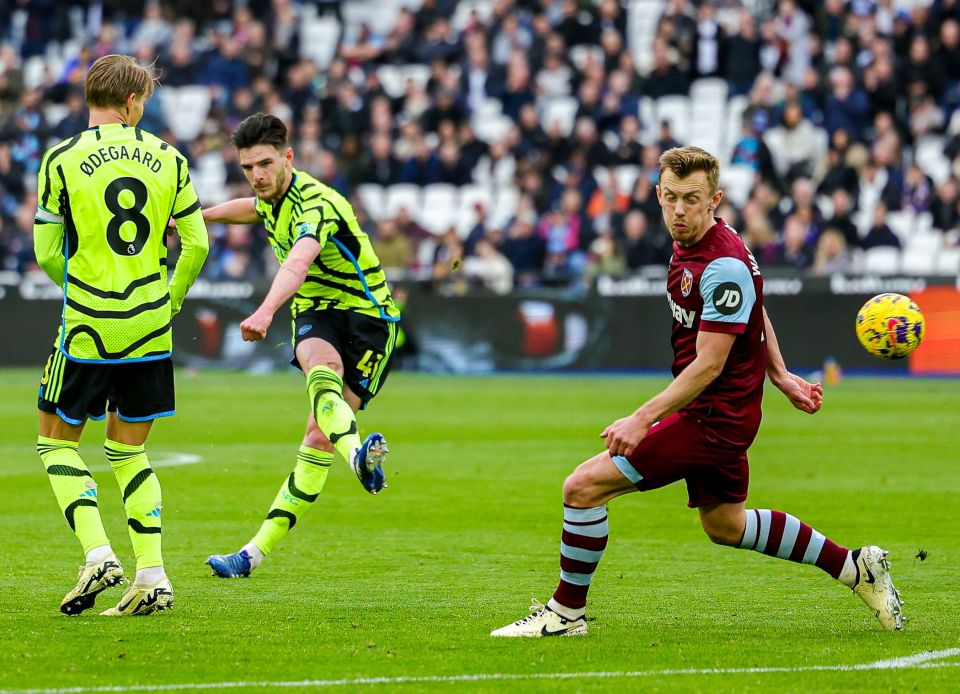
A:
<box><xmin>667</xmin><ymin>217</ymin><xmax>767</xmax><ymax>448</ymax></box>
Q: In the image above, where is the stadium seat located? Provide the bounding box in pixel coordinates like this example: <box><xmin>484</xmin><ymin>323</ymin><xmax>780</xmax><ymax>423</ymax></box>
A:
<box><xmin>719</xmin><ymin>164</ymin><xmax>756</xmax><ymax>208</ymax></box>
<box><xmin>356</xmin><ymin>184</ymin><xmax>386</xmax><ymax>221</ymax></box>
<box><xmin>385</xmin><ymin>184</ymin><xmax>422</xmax><ymax>219</ymax></box>
<box><xmin>457</xmin><ymin>183</ymin><xmax>493</xmax><ymax>229</ymax></box>
<box><xmin>300</xmin><ymin>16</ymin><xmax>341</xmax><ymax>70</ymax></box>
<box><xmin>451</xmin><ymin>0</ymin><xmax>495</xmax><ymax>33</ymax></box>
<box><xmin>638</xmin><ymin>96</ymin><xmax>656</xmax><ymax>143</ymax></box>
<box><xmin>377</xmin><ymin>65</ymin><xmax>406</xmax><ymax>98</ymax></box>
<box><xmin>420</xmin><ymin>184</ymin><xmax>459</xmax><ymax>234</ymax></box>
<box><xmin>541</xmin><ymin>96</ymin><xmax>579</xmax><ymax>137</ymax></box>
<box><xmin>491</xmin><ymin>187</ymin><xmax>520</xmax><ymax>229</ymax></box>
<box><xmin>613</xmin><ymin>165</ymin><xmax>641</xmax><ymax>194</ymax></box>
<box><xmin>904</xmin><ymin>229</ymin><xmax>944</xmax><ymax>254</ymax></box>
<box><xmin>159</xmin><ymin>86</ymin><xmax>211</xmax><ymax>142</ymax></box>
<box><xmin>655</xmin><ymin>95</ymin><xmax>691</xmax><ymax>143</ymax></box>
<box><xmin>935</xmin><ymin>248</ymin><xmax>960</xmax><ymax>275</ymax></box>
<box><xmin>863</xmin><ymin>247</ymin><xmax>901</xmax><ymax>275</ymax></box>
<box><xmin>472</xmin><ymin>114</ymin><xmax>513</xmax><ymax>145</ymax></box>
<box><xmin>885</xmin><ymin>210</ymin><xmax>914</xmax><ymax>245</ymax></box>
<box><xmin>402</xmin><ymin>64</ymin><xmax>431</xmax><ymax>91</ymax></box>
<box><xmin>570</xmin><ymin>45</ymin><xmax>603</xmax><ymax>71</ymax></box>
<box><xmin>690</xmin><ymin>77</ymin><xmax>729</xmax><ymax>106</ymax></box>
<box><xmin>900</xmin><ymin>249</ymin><xmax>935</xmax><ymax>275</ymax></box>
<box><xmin>914</xmin><ymin>135</ymin><xmax>950</xmax><ymax>185</ymax></box>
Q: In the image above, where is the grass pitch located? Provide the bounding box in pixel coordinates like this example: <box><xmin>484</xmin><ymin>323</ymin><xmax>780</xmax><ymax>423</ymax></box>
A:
<box><xmin>0</xmin><ymin>369</ymin><xmax>958</xmax><ymax>693</ymax></box>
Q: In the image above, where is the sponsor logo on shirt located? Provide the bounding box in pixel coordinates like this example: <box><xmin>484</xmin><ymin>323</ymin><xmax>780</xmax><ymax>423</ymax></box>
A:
<box><xmin>712</xmin><ymin>282</ymin><xmax>743</xmax><ymax>315</ymax></box>
<box><xmin>668</xmin><ymin>294</ymin><xmax>697</xmax><ymax>328</ymax></box>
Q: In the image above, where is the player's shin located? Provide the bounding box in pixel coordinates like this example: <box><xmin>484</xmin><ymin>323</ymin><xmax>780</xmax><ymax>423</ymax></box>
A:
<box><xmin>105</xmin><ymin>440</ymin><xmax>163</xmax><ymax>575</ymax></box>
<box><xmin>38</xmin><ymin>437</ymin><xmax>110</xmax><ymax>554</ymax></box>
<box><xmin>306</xmin><ymin>366</ymin><xmax>361</xmax><ymax>461</ymax></box>
<box><xmin>550</xmin><ymin>504</ymin><xmax>609</xmax><ymax>619</ymax></box>
<box><xmin>737</xmin><ymin>508</ymin><xmax>851</xmax><ymax>581</ymax></box>
<box><xmin>250</xmin><ymin>446</ymin><xmax>333</xmax><ymax>555</ymax></box>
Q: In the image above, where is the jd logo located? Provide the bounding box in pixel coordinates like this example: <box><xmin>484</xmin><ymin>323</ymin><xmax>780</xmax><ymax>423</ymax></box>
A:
<box><xmin>712</xmin><ymin>283</ymin><xmax>742</xmax><ymax>315</ymax></box>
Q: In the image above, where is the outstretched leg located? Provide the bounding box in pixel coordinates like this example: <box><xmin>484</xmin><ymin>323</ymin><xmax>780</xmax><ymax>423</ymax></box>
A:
<box><xmin>701</xmin><ymin>502</ymin><xmax>904</xmax><ymax>630</ymax></box>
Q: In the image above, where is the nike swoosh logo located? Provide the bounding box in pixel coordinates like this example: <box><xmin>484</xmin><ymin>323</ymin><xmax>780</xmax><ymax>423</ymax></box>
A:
<box><xmin>864</xmin><ymin>567</ymin><xmax>876</xmax><ymax>584</ymax></box>
<box><xmin>540</xmin><ymin>624</ymin><xmax>575</xmax><ymax>636</ymax></box>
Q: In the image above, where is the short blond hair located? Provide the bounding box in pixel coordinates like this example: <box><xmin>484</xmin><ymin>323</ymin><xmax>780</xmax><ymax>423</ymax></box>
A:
<box><xmin>85</xmin><ymin>54</ymin><xmax>156</xmax><ymax>109</ymax></box>
<box><xmin>659</xmin><ymin>146</ymin><xmax>720</xmax><ymax>193</ymax></box>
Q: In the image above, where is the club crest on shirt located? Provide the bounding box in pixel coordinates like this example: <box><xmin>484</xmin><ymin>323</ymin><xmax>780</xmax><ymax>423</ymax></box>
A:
<box><xmin>680</xmin><ymin>267</ymin><xmax>694</xmax><ymax>297</ymax></box>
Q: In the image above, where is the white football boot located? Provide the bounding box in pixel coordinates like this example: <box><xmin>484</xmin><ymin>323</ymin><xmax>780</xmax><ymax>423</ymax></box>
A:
<box><xmin>60</xmin><ymin>556</ymin><xmax>125</xmax><ymax>615</ymax></box>
<box><xmin>100</xmin><ymin>577</ymin><xmax>174</xmax><ymax>616</ymax></box>
<box><xmin>852</xmin><ymin>546</ymin><xmax>904</xmax><ymax>631</ymax></box>
<box><xmin>491</xmin><ymin>600</ymin><xmax>588</xmax><ymax>637</ymax></box>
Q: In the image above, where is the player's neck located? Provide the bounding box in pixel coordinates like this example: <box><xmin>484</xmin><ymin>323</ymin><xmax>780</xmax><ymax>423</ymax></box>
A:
<box><xmin>88</xmin><ymin>108</ymin><xmax>136</xmax><ymax>128</ymax></box>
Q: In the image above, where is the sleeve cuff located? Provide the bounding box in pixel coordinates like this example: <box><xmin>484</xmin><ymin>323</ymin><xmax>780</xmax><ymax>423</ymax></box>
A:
<box><xmin>699</xmin><ymin>319</ymin><xmax>747</xmax><ymax>335</ymax></box>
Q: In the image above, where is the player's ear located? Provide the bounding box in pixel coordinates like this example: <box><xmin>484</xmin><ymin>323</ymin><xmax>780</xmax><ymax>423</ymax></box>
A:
<box><xmin>711</xmin><ymin>188</ymin><xmax>724</xmax><ymax>210</ymax></box>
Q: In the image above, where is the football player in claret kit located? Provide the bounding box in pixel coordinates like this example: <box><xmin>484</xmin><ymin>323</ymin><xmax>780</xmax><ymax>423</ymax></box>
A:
<box><xmin>201</xmin><ymin>113</ymin><xmax>400</xmax><ymax>578</ymax></box>
<box><xmin>492</xmin><ymin>146</ymin><xmax>904</xmax><ymax>637</ymax></box>
<box><xmin>33</xmin><ymin>55</ymin><xmax>209</xmax><ymax>616</ymax></box>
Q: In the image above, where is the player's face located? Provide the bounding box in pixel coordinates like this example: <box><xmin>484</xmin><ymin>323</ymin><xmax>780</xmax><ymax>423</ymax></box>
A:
<box><xmin>656</xmin><ymin>170</ymin><xmax>723</xmax><ymax>247</ymax></box>
<box><xmin>238</xmin><ymin>144</ymin><xmax>293</xmax><ymax>203</ymax></box>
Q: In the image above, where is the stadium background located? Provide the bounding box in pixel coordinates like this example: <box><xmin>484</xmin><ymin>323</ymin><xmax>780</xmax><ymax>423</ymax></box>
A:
<box><xmin>0</xmin><ymin>0</ymin><xmax>958</xmax><ymax>374</ymax></box>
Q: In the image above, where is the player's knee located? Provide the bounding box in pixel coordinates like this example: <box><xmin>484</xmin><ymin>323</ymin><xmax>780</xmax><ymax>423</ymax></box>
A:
<box><xmin>701</xmin><ymin>520</ymin><xmax>741</xmax><ymax>546</ymax></box>
<box><xmin>562</xmin><ymin>469</ymin><xmax>596</xmax><ymax>507</ymax></box>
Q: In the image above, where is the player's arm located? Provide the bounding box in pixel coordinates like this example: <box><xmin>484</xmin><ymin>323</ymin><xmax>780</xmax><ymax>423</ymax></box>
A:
<box><xmin>33</xmin><ymin>212</ymin><xmax>65</xmax><ymax>285</ymax></box>
<box><xmin>201</xmin><ymin>197</ymin><xmax>260</xmax><ymax>224</ymax></box>
<box><xmin>602</xmin><ymin>330</ymin><xmax>736</xmax><ymax>456</ymax></box>
<box><xmin>240</xmin><ymin>236</ymin><xmax>321</xmax><ymax>341</ymax></box>
<box><xmin>167</xmin><ymin>162</ymin><xmax>210</xmax><ymax>315</ymax></box>
<box><xmin>763</xmin><ymin>306</ymin><xmax>822</xmax><ymax>414</ymax></box>
<box><xmin>33</xmin><ymin>150</ymin><xmax>66</xmax><ymax>285</ymax></box>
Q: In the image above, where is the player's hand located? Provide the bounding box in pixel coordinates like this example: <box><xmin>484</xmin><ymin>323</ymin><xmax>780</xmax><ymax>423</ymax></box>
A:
<box><xmin>775</xmin><ymin>371</ymin><xmax>823</xmax><ymax>414</ymax></box>
<box><xmin>601</xmin><ymin>411</ymin><xmax>652</xmax><ymax>457</ymax></box>
<box><xmin>239</xmin><ymin>309</ymin><xmax>273</xmax><ymax>341</ymax></box>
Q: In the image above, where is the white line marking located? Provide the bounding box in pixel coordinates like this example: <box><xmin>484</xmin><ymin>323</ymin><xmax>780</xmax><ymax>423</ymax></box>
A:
<box><xmin>0</xmin><ymin>452</ymin><xmax>202</xmax><ymax>477</ymax></box>
<box><xmin>89</xmin><ymin>452</ymin><xmax>202</xmax><ymax>472</ymax></box>
<box><xmin>3</xmin><ymin>649</ymin><xmax>958</xmax><ymax>694</ymax></box>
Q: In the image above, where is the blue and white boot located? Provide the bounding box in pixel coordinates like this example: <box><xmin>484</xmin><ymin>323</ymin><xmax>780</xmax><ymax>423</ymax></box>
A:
<box><xmin>351</xmin><ymin>433</ymin><xmax>388</xmax><ymax>494</ymax></box>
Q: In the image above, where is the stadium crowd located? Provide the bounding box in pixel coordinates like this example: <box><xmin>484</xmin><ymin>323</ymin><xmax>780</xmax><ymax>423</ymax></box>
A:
<box><xmin>1</xmin><ymin>0</ymin><xmax>959</xmax><ymax>293</ymax></box>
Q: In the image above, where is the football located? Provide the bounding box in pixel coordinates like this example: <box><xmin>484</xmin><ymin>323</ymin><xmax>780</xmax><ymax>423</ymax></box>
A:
<box><xmin>855</xmin><ymin>293</ymin><xmax>926</xmax><ymax>360</ymax></box>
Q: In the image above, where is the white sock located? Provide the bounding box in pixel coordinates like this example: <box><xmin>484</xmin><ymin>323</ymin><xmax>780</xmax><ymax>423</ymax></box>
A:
<box><xmin>135</xmin><ymin>566</ymin><xmax>167</xmax><ymax>585</ymax></box>
<box><xmin>85</xmin><ymin>545</ymin><xmax>113</xmax><ymax>564</ymax></box>
<box><xmin>838</xmin><ymin>550</ymin><xmax>858</xmax><ymax>588</ymax></box>
<box><xmin>547</xmin><ymin>598</ymin><xmax>585</xmax><ymax>621</ymax></box>
<box><xmin>242</xmin><ymin>542</ymin><xmax>264</xmax><ymax>569</ymax></box>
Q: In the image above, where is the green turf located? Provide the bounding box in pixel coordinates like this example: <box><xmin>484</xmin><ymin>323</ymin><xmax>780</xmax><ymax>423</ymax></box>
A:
<box><xmin>1</xmin><ymin>369</ymin><xmax>958</xmax><ymax>693</ymax></box>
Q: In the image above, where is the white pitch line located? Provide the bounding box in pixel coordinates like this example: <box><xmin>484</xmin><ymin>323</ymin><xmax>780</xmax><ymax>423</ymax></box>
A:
<box><xmin>0</xmin><ymin>452</ymin><xmax>202</xmax><ymax>478</ymax></box>
<box><xmin>3</xmin><ymin>649</ymin><xmax>958</xmax><ymax>694</ymax></box>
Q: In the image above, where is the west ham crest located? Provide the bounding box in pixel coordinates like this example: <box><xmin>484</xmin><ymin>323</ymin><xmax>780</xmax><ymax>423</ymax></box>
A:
<box><xmin>680</xmin><ymin>268</ymin><xmax>694</xmax><ymax>297</ymax></box>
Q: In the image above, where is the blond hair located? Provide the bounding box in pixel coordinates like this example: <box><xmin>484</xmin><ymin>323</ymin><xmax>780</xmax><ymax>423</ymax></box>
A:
<box><xmin>85</xmin><ymin>54</ymin><xmax>156</xmax><ymax>109</ymax></box>
<box><xmin>658</xmin><ymin>146</ymin><xmax>720</xmax><ymax>194</ymax></box>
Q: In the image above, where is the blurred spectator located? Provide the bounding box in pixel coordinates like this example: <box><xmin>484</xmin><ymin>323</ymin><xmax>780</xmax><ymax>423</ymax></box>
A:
<box><xmin>811</xmin><ymin>228</ymin><xmax>852</xmax><ymax>275</ymax></box>
<box><xmin>823</xmin><ymin>67</ymin><xmax>870</xmax><ymax>140</ymax></box>
<box><xmin>431</xmin><ymin>226</ymin><xmax>465</xmax><ymax>287</ymax></box>
<box><xmin>731</xmin><ymin>109</ymin><xmax>779</xmax><ymax>186</ymax></box>
<box><xmin>722</xmin><ymin>9</ymin><xmax>762</xmax><ymax>97</ymax></box>
<box><xmin>861</xmin><ymin>202</ymin><xmax>902</xmax><ymax>249</ymax></box>
<box><xmin>502</xmin><ymin>210</ymin><xmax>546</xmax><ymax>288</ymax></box>
<box><xmin>901</xmin><ymin>164</ymin><xmax>934</xmax><ymax>213</ymax></box>
<box><xmin>764</xmin><ymin>101</ymin><xmax>828</xmax><ymax>185</ymax></box>
<box><xmin>768</xmin><ymin>214</ymin><xmax>814</xmax><ymax>270</ymax></box>
<box><xmin>641</xmin><ymin>38</ymin><xmax>689</xmax><ymax>99</ymax></box>
<box><xmin>930</xmin><ymin>179</ymin><xmax>960</xmax><ymax>232</ymax></box>
<box><xmin>359</xmin><ymin>133</ymin><xmax>402</xmax><ymax>186</ymax></box>
<box><xmin>619</xmin><ymin>210</ymin><xmax>666</xmax><ymax>269</ymax></box>
<box><xmin>374</xmin><ymin>218</ymin><xmax>414</xmax><ymax>277</ymax></box>
<box><xmin>828</xmin><ymin>188</ymin><xmax>861</xmax><ymax>250</ymax></box>
<box><xmin>462</xmin><ymin>236</ymin><xmax>514</xmax><ymax>294</ymax></box>
<box><xmin>583</xmin><ymin>233</ymin><xmax>627</xmax><ymax>284</ymax></box>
